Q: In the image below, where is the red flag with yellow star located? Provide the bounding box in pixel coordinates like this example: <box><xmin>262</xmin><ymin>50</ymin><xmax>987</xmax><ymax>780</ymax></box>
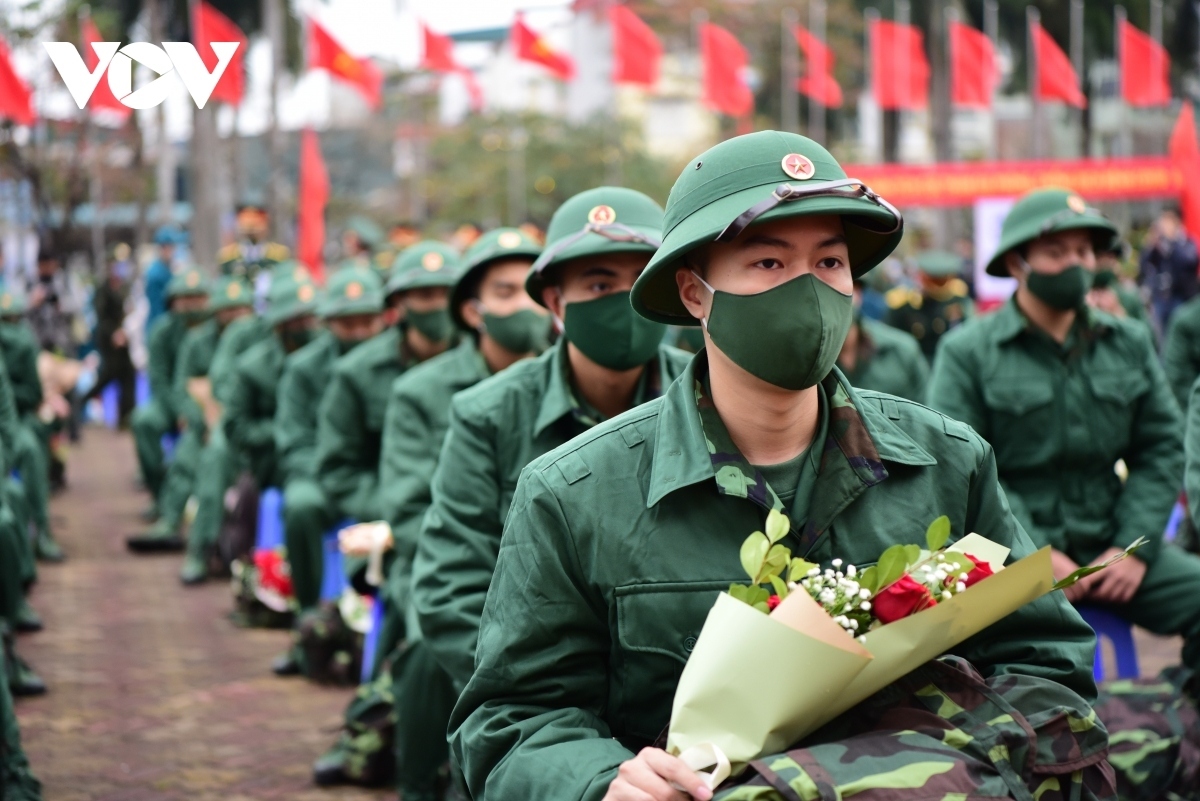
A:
<box><xmin>307</xmin><ymin>18</ymin><xmax>382</xmax><ymax>109</ymax></box>
<box><xmin>512</xmin><ymin>14</ymin><xmax>574</xmax><ymax>81</ymax></box>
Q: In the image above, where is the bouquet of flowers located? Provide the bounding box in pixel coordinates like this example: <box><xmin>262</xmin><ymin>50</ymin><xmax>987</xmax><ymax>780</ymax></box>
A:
<box><xmin>666</xmin><ymin>510</ymin><xmax>1141</xmax><ymax>787</ymax></box>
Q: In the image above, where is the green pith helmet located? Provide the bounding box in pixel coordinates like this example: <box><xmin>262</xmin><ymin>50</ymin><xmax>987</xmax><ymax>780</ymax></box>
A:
<box><xmin>632</xmin><ymin>130</ymin><xmax>904</xmax><ymax>325</ymax></box>
<box><xmin>319</xmin><ymin>266</ymin><xmax>385</xmax><ymax>318</ymax></box>
<box><xmin>526</xmin><ymin>187</ymin><xmax>664</xmax><ymax>307</ymax></box>
<box><xmin>450</xmin><ymin>227</ymin><xmax>543</xmax><ymax>329</ymax></box>
<box><xmin>346</xmin><ymin>216</ymin><xmax>384</xmax><ymax>250</ymax></box>
<box><xmin>207</xmin><ymin>276</ymin><xmax>254</xmax><ymax>312</ymax></box>
<box><xmin>915</xmin><ymin>250</ymin><xmax>963</xmax><ymax>278</ymax></box>
<box><xmin>386</xmin><ymin>241</ymin><xmax>462</xmax><ymax>296</ymax></box>
<box><xmin>166</xmin><ymin>268</ymin><xmax>209</xmax><ymax>301</ymax></box>
<box><xmin>269</xmin><ymin>259</ymin><xmax>312</xmax><ymax>285</ymax></box>
<box><xmin>985</xmin><ymin>187</ymin><xmax>1120</xmax><ymax>277</ymax></box>
<box><xmin>0</xmin><ymin>288</ymin><xmax>27</xmax><ymax>317</ymax></box>
<box><xmin>265</xmin><ymin>273</ymin><xmax>319</xmax><ymax>326</ymax></box>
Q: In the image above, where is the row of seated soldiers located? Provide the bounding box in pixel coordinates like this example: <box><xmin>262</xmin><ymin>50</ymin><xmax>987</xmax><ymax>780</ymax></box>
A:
<box><xmin>0</xmin><ymin>285</ymin><xmax>72</xmax><ymax>799</ymax></box>
<box><xmin>118</xmin><ymin>182</ymin><xmax>1200</xmax><ymax>800</ymax></box>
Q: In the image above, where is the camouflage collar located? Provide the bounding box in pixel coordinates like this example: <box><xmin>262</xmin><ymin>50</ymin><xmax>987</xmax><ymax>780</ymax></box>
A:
<box><xmin>993</xmin><ymin>297</ymin><xmax>1111</xmax><ymax>345</ymax></box>
<box><xmin>533</xmin><ymin>339</ymin><xmax>663</xmax><ymax>436</ymax></box>
<box><xmin>648</xmin><ymin>355</ymin><xmax>898</xmax><ymax>553</ymax></box>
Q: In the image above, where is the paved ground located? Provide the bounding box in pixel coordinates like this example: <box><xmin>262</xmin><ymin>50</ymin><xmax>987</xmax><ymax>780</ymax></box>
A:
<box><xmin>8</xmin><ymin>426</ymin><xmax>1187</xmax><ymax>799</ymax></box>
<box><xmin>12</xmin><ymin>427</ymin><xmax>390</xmax><ymax>801</ymax></box>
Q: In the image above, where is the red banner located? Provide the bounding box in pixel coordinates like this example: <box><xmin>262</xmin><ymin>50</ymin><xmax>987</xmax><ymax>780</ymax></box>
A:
<box><xmin>843</xmin><ymin>157</ymin><xmax>1182</xmax><ymax>208</ymax></box>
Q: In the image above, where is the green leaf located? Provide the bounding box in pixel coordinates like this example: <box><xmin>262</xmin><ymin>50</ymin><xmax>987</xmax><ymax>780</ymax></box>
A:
<box><xmin>875</xmin><ymin>545</ymin><xmax>910</xmax><ymax>590</ymax></box>
<box><xmin>765</xmin><ymin>509</ymin><xmax>790</xmax><ymax>544</ymax></box>
<box><xmin>903</xmin><ymin>544</ymin><xmax>922</xmax><ymax>566</ymax></box>
<box><xmin>752</xmin><ymin>601</ymin><xmax>770</xmax><ymax>613</ymax></box>
<box><xmin>759</xmin><ymin>544</ymin><xmax>791</xmax><ymax>583</ymax></box>
<box><xmin>728</xmin><ymin>583</ymin><xmax>750</xmax><ymax>603</ymax></box>
<box><xmin>858</xmin><ymin>565</ymin><xmax>879</xmax><ymax>594</ymax></box>
<box><xmin>769</xmin><ymin>575</ymin><xmax>789</xmax><ymax>599</ymax></box>
<box><xmin>943</xmin><ymin>554</ymin><xmax>975</xmax><ymax>576</ymax></box>
<box><xmin>789</xmin><ymin>558</ymin><xmax>818</xmax><ymax>581</ymax></box>
<box><xmin>744</xmin><ymin>585</ymin><xmax>771</xmax><ymax>608</ymax></box>
<box><xmin>925</xmin><ymin>515</ymin><xmax>951</xmax><ymax>552</ymax></box>
<box><xmin>740</xmin><ymin>532</ymin><xmax>769</xmax><ymax>582</ymax></box>
<box><xmin>1052</xmin><ymin>537</ymin><xmax>1148</xmax><ymax>591</ymax></box>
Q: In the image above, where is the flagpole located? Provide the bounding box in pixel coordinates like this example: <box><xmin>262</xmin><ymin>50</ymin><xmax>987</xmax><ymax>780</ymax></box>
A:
<box><xmin>1070</xmin><ymin>0</ymin><xmax>1084</xmax><ymax>156</ymax></box>
<box><xmin>1027</xmin><ymin>6</ymin><xmax>1042</xmax><ymax>159</ymax></box>
<box><xmin>864</xmin><ymin>7</ymin><xmax>881</xmax><ymax>162</ymax></box>
<box><xmin>984</xmin><ymin>0</ymin><xmax>998</xmax><ymax>160</ymax></box>
<box><xmin>1115</xmin><ymin>5</ymin><xmax>1131</xmax><ymax>158</ymax></box>
<box><xmin>781</xmin><ymin>7</ymin><xmax>799</xmax><ymax>134</ymax></box>
<box><xmin>810</xmin><ymin>0</ymin><xmax>827</xmax><ymax>144</ymax></box>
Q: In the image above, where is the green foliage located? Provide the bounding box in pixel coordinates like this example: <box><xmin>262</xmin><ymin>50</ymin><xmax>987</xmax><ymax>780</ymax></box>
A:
<box><xmin>1053</xmin><ymin>537</ymin><xmax>1148</xmax><ymax>591</ymax></box>
<box><xmin>925</xmin><ymin>516</ymin><xmax>951</xmax><ymax>552</ymax></box>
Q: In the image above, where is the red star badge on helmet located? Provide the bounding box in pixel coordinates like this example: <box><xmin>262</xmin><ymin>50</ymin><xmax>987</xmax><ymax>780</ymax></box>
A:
<box><xmin>781</xmin><ymin>153</ymin><xmax>816</xmax><ymax>181</ymax></box>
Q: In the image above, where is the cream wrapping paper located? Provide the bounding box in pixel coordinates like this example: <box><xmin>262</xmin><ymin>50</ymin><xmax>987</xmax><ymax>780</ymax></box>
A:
<box><xmin>667</xmin><ymin>535</ymin><xmax>1056</xmax><ymax>770</ymax></box>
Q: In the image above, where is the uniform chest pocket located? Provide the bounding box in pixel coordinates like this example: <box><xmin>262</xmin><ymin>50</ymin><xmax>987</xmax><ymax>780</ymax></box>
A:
<box><xmin>1085</xmin><ymin>370</ymin><xmax>1146</xmax><ymax>445</ymax></box>
<box><xmin>611</xmin><ymin>581</ymin><xmax>731</xmax><ymax>741</ymax></box>
<box><xmin>982</xmin><ymin>379</ymin><xmax>1055</xmax><ymax>417</ymax></box>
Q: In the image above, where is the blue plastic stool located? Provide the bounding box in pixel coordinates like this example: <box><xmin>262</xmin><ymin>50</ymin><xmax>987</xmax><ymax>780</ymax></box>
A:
<box><xmin>319</xmin><ymin>520</ymin><xmax>356</xmax><ymax>603</ymax></box>
<box><xmin>135</xmin><ymin>371</ymin><xmax>151</xmax><ymax>405</ymax></box>
<box><xmin>101</xmin><ymin>382</ymin><xmax>120</xmax><ymax>428</ymax></box>
<box><xmin>256</xmin><ymin>488</ymin><xmax>285</xmax><ymax>550</ymax></box>
<box><xmin>160</xmin><ymin>432</ymin><xmax>180</xmax><ymax>464</ymax></box>
<box><xmin>1077</xmin><ymin>605</ymin><xmax>1139</xmax><ymax>682</ymax></box>
<box><xmin>360</xmin><ymin>598</ymin><xmax>386</xmax><ymax>683</ymax></box>
<box><xmin>1164</xmin><ymin>498</ymin><xmax>1185</xmax><ymax>543</ymax></box>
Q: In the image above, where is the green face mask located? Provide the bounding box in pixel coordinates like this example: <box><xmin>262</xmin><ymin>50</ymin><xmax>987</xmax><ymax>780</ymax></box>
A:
<box><xmin>479</xmin><ymin>307</ymin><xmax>551</xmax><ymax>355</ymax></box>
<box><xmin>406</xmin><ymin>306</ymin><xmax>454</xmax><ymax>343</ymax></box>
<box><xmin>178</xmin><ymin>309</ymin><xmax>208</xmax><ymax>326</ymax></box>
<box><xmin>696</xmin><ymin>272</ymin><xmax>853</xmax><ymax>391</ymax></box>
<box><xmin>1091</xmin><ymin>267</ymin><xmax>1118</xmax><ymax>290</ymax></box>
<box><xmin>1024</xmin><ymin>262</ymin><xmax>1092</xmax><ymax>310</ymax></box>
<box><xmin>335</xmin><ymin>335</ymin><xmax>370</xmax><ymax>355</ymax></box>
<box><xmin>562</xmin><ymin>291</ymin><xmax>665</xmax><ymax>371</ymax></box>
<box><xmin>280</xmin><ymin>326</ymin><xmax>316</xmax><ymax>353</ymax></box>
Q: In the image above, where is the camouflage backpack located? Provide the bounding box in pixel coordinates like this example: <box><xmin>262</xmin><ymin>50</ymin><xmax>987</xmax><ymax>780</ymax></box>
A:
<box><xmin>713</xmin><ymin>656</ymin><xmax>1115</xmax><ymax>801</ymax></box>
<box><xmin>295</xmin><ymin>603</ymin><xmax>362</xmax><ymax>686</ymax></box>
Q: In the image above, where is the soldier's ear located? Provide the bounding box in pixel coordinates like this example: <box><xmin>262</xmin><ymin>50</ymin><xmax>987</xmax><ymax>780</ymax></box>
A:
<box><xmin>460</xmin><ymin>300</ymin><xmax>483</xmax><ymax>331</ymax></box>
<box><xmin>675</xmin><ymin>266</ymin><xmax>709</xmax><ymax>323</ymax></box>
<box><xmin>1003</xmin><ymin>251</ymin><xmax>1026</xmax><ymax>281</ymax></box>
<box><xmin>541</xmin><ymin>286</ymin><xmax>565</xmax><ymax>321</ymax></box>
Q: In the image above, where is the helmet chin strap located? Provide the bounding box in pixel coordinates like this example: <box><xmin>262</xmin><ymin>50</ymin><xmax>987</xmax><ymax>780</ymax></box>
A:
<box><xmin>691</xmin><ymin>270</ymin><xmax>714</xmax><ymax>331</ymax></box>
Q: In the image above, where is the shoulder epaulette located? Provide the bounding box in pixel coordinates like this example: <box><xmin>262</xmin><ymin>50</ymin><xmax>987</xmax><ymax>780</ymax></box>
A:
<box><xmin>217</xmin><ymin>243</ymin><xmax>242</xmax><ymax>262</ymax></box>
<box><xmin>266</xmin><ymin>242</ymin><xmax>291</xmax><ymax>260</ymax></box>
<box><xmin>886</xmin><ymin>287</ymin><xmax>920</xmax><ymax>310</ymax></box>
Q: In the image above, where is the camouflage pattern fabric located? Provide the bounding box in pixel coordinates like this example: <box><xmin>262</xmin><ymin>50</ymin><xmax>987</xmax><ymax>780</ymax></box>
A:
<box><xmin>1093</xmin><ymin>668</ymin><xmax>1200</xmax><ymax>801</ymax></box>
<box><xmin>696</xmin><ymin>367</ymin><xmax>889</xmax><ymax>555</ymax></box>
<box><xmin>714</xmin><ymin>656</ymin><xmax>1115</xmax><ymax>801</ymax></box>
<box><xmin>323</xmin><ymin>669</ymin><xmax>397</xmax><ymax>787</ymax></box>
<box><xmin>295</xmin><ymin>604</ymin><xmax>362</xmax><ymax>686</ymax></box>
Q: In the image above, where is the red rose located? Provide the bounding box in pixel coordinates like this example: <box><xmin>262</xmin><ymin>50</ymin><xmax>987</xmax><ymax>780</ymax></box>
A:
<box><xmin>873</xmin><ymin>574</ymin><xmax>937</xmax><ymax>624</ymax></box>
<box><xmin>767</xmin><ymin>595</ymin><xmax>782</xmax><ymax>611</ymax></box>
<box><xmin>961</xmin><ymin>554</ymin><xmax>994</xmax><ymax>588</ymax></box>
<box><xmin>254</xmin><ymin>549</ymin><xmax>294</xmax><ymax>599</ymax></box>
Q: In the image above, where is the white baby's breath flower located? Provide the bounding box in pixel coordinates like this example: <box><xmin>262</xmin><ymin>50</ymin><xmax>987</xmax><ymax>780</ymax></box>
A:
<box><xmin>956</xmin><ymin>581</ymin><xmax>967</xmax><ymax>593</ymax></box>
<box><xmin>860</xmin><ymin>601</ymin><xmax>871</xmax><ymax>611</ymax></box>
<box><xmin>846</xmin><ymin>565</ymin><xmax>857</xmax><ymax>578</ymax></box>
<box><xmin>941</xmin><ymin>590</ymin><xmax>951</xmax><ymax>601</ymax></box>
<box><xmin>832</xmin><ymin>558</ymin><xmax>843</xmax><ymax>568</ymax></box>
<box><xmin>859</xmin><ymin>588</ymin><xmax>871</xmax><ymax>599</ymax></box>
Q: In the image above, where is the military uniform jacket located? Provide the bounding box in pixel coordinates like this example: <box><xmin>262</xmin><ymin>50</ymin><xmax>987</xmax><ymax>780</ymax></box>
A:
<box><xmin>218</xmin><ymin>241</ymin><xmax>290</xmax><ymax>277</ymax></box>
<box><xmin>146</xmin><ymin>313</ymin><xmax>188</xmax><ymax>420</ymax></box>
<box><xmin>447</xmin><ymin>354</ymin><xmax>1097</xmax><ymax>801</ymax></box>
<box><xmin>1163</xmin><ymin>295</ymin><xmax>1200</xmax><ymax>411</ymax></box>
<box><xmin>208</xmin><ymin>316</ymin><xmax>271</xmax><ymax>407</ymax></box>
<box><xmin>316</xmin><ymin>326</ymin><xmax>417</xmax><ymax>522</ymax></box>
<box><xmin>413</xmin><ymin>341</ymin><xmax>692</xmax><ymax>689</ymax></box>
<box><xmin>0</xmin><ymin>322</ymin><xmax>42</xmax><ymax>417</ymax></box>
<box><xmin>841</xmin><ymin>317</ymin><xmax>929</xmax><ymax>402</ymax></box>
<box><xmin>380</xmin><ymin>339</ymin><xmax>492</xmax><ymax>560</ymax></box>
<box><xmin>0</xmin><ymin>360</ymin><xmax>18</xmax><ymax>473</ymax></box>
<box><xmin>927</xmin><ymin>299</ymin><xmax>1183</xmax><ymax>567</ymax></box>
<box><xmin>225</xmin><ymin>336</ymin><xmax>286</xmax><ymax>488</ymax></box>
<box><xmin>1187</xmin><ymin>376</ymin><xmax>1200</xmax><ymax>532</ymax></box>
<box><xmin>172</xmin><ymin>320</ymin><xmax>221</xmax><ymax>432</ymax></box>
<box><xmin>275</xmin><ymin>332</ymin><xmax>340</xmax><ymax>485</ymax></box>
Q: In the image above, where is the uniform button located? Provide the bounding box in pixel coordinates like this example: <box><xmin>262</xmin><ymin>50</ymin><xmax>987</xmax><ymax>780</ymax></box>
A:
<box><xmin>684</xmin><ymin>636</ymin><xmax>697</xmax><ymax>652</ymax></box>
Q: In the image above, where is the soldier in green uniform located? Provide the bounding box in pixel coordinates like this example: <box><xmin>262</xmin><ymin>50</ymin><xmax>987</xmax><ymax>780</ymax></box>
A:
<box><xmin>314</xmin><ymin>242</ymin><xmax>461</xmax><ymax>532</ymax></box>
<box><xmin>312</xmin><ymin>228</ymin><xmax>549</xmax><ymax>789</ymax></box>
<box><xmin>224</xmin><ymin>276</ymin><xmax>320</xmax><ymax>499</ymax></box>
<box><xmin>276</xmin><ymin>268</ymin><xmax>387</xmax><ymax>671</ymax></box>
<box><xmin>837</xmin><ymin>277</ymin><xmax>928</xmax><ymax>400</ymax></box>
<box><xmin>131</xmin><ymin>270</ymin><xmax>209</xmax><ymax>519</ymax></box>
<box><xmin>179</xmin><ymin>270</ymin><xmax>296</xmax><ymax>584</ymax></box>
<box><xmin>928</xmin><ymin>188</ymin><xmax>1199</xmax><ymax>678</ymax></box>
<box><xmin>884</xmin><ymin>249</ymin><xmax>974</xmax><ymax>361</ymax></box>
<box><xmin>449</xmin><ymin>135</ymin><xmax>1110</xmax><ymax>801</ymax></box>
<box><xmin>1163</xmin><ymin>282</ymin><xmax>1200</xmax><ymax>412</ymax></box>
<box><xmin>0</xmin><ymin>358</ymin><xmax>40</xmax><ymax>635</ymax></box>
<box><xmin>410</xmin><ymin>187</ymin><xmax>694</xmax><ymax>801</ymax></box>
<box><xmin>0</xmin><ymin>291</ymin><xmax>61</xmax><ymax>563</ymax></box>
<box><xmin>127</xmin><ymin>277</ymin><xmax>254</xmax><ymax>553</ymax></box>
<box><xmin>1186</xmin><ymin>375</ymin><xmax>1200</xmax><ymax>545</ymax></box>
<box><xmin>0</xmin><ymin>631</ymin><xmax>42</xmax><ymax>799</ymax></box>
<box><xmin>1089</xmin><ymin>240</ymin><xmax>1151</xmax><ymax>328</ymax></box>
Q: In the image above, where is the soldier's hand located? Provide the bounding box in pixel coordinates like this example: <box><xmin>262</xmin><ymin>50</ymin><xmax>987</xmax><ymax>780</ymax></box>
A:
<box><xmin>604</xmin><ymin>748</ymin><xmax>713</xmax><ymax>801</ymax></box>
<box><xmin>1050</xmin><ymin>549</ymin><xmax>1088</xmax><ymax>603</ymax></box>
<box><xmin>1084</xmin><ymin>547</ymin><xmax>1147</xmax><ymax>605</ymax></box>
